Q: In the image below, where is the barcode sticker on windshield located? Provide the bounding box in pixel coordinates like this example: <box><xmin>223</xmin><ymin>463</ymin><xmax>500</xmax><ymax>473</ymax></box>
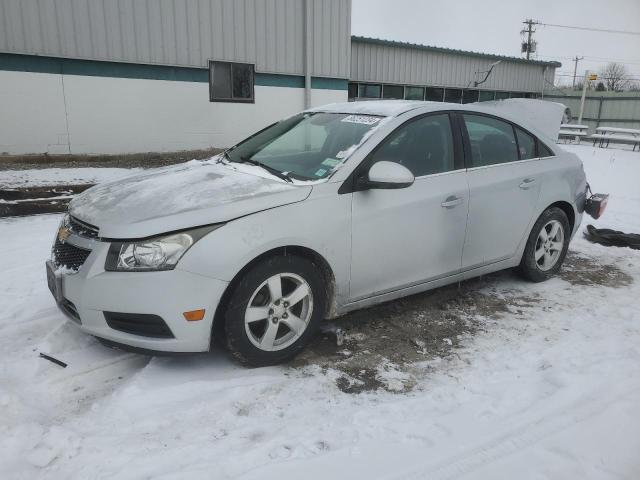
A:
<box><xmin>314</xmin><ymin>168</ymin><xmax>327</xmax><ymax>177</ymax></box>
<box><xmin>341</xmin><ymin>115</ymin><xmax>381</xmax><ymax>125</ymax></box>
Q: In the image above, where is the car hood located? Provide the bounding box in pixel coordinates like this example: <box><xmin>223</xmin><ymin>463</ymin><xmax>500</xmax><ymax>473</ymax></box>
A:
<box><xmin>69</xmin><ymin>159</ymin><xmax>312</xmax><ymax>239</ymax></box>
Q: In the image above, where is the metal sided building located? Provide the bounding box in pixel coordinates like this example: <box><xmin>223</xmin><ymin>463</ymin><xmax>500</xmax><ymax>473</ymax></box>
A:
<box><xmin>349</xmin><ymin>36</ymin><xmax>560</xmax><ymax>104</ymax></box>
<box><xmin>0</xmin><ymin>1</ymin><xmax>561</xmax><ymax>155</ymax></box>
<box><xmin>0</xmin><ymin>0</ymin><xmax>351</xmax><ymax>154</ymax></box>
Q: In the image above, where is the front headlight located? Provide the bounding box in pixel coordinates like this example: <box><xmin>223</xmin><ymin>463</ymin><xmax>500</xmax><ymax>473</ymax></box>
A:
<box><xmin>105</xmin><ymin>225</ymin><xmax>222</xmax><ymax>272</ymax></box>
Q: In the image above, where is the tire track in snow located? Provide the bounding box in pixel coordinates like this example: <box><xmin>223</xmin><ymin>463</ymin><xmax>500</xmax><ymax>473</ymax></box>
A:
<box><xmin>394</xmin><ymin>384</ymin><xmax>640</xmax><ymax>480</ymax></box>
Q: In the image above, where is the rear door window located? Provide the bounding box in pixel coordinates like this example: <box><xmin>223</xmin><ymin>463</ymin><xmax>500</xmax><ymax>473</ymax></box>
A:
<box><xmin>463</xmin><ymin>114</ymin><xmax>519</xmax><ymax>167</ymax></box>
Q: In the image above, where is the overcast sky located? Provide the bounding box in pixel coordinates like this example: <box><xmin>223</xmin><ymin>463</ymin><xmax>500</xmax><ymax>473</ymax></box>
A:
<box><xmin>352</xmin><ymin>0</ymin><xmax>640</xmax><ymax>88</ymax></box>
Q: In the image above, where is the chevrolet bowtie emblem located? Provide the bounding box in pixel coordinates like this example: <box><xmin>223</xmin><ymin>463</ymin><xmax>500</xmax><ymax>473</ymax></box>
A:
<box><xmin>57</xmin><ymin>225</ymin><xmax>71</xmax><ymax>243</ymax></box>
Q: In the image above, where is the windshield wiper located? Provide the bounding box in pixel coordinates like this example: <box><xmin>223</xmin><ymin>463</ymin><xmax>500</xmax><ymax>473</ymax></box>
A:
<box><xmin>238</xmin><ymin>156</ymin><xmax>293</xmax><ymax>183</ymax></box>
<box><xmin>217</xmin><ymin>150</ymin><xmax>231</xmax><ymax>163</ymax></box>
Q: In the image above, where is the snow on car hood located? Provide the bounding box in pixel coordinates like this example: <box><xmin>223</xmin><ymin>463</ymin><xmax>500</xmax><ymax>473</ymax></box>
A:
<box><xmin>69</xmin><ymin>159</ymin><xmax>312</xmax><ymax>238</ymax></box>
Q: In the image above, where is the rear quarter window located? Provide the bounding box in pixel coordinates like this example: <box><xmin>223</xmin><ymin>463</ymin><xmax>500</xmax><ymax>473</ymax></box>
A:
<box><xmin>514</xmin><ymin>127</ymin><xmax>536</xmax><ymax>160</ymax></box>
<box><xmin>538</xmin><ymin>141</ymin><xmax>555</xmax><ymax>157</ymax></box>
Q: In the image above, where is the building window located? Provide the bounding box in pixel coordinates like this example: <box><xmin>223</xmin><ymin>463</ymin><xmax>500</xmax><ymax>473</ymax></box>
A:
<box><xmin>511</xmin><ymin>92</ymin><xmax>533</xmax><ymax>99</ymax></box>
<box><xmin>425</xmin><ymin>87</ymin><xmax>444</xmax><ymax>102</ymax></box>
<box><xmin>444</xmin><ymin>88</ymin><xmax>462</xmax><ymax>103</ymax></box>
<box><xmin>358</xmin><ymin>83</ymin><xmax>382</xmax><ymax>98</ymax></box>
<box><xmin>495</xmin><ymin>91</ymin><xmax>510</xmax><ymax>100</ymax></box>
<box><xmin>383</xmin><ymin>84</ymin><xmax>404</xmax><ymax>99</ymax></box>
<box><xmin>209</xmin><ymin>61</ymin><xmax>254</xmax><ymax>103</ymax></box>
<box><xmin>462</xmin><ymin>89</ymin><xmax>478</xmax><ymax>104</ymax></box>
<box><xmin>348</xmin><ymin>82</ymin><xmax>359</xmax><ymax>99</ymax></box>
<box><xmin>404</xmin><ymin>86</ymin><xmax>425</xmax><ymax>100</ymax></box>
<box><xmin>478</xmin><ymin>90</ymin><xmax>495</xmax><ymax>102</ymax></box>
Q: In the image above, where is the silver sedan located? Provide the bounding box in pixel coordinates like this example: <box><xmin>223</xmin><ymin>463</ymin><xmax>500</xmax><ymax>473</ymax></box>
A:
<box><xmin>48</xmin><ymin>99</ymin><xmax>589</xmax><ymax>366</ymax></box>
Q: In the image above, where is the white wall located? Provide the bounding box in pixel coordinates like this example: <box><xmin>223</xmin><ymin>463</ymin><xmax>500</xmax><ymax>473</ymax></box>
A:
<box><xmin>0</xmin><ymin>70</ymin><xmax>347</xmax><ymax>154</ymax></box>
<box><xmin>0</xmin><ymin>70</ymin><xmax>71</xmax><ymax>154</ymax></box>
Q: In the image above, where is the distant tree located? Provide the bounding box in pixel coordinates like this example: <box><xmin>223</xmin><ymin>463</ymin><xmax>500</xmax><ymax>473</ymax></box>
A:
<box><xmin>628</xmin><ymin>81</ymin><xmax>640</xmax><ymax>92</ymax></box>
<box><xmin>599</xmin><ymin>62</ymin><xmax>630</xmax><ymax>91</ymax></box>
<box><xmin>596</xmin><ymin>81</ymin><xmax>606</xmax><ymax>91</ymax></box>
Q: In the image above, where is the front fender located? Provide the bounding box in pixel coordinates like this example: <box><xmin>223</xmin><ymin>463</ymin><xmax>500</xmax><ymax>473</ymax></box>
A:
<box><xmin>177</xmin><ymin>183</ymin><xmax>352</xmax><ymax>306</ymax></box>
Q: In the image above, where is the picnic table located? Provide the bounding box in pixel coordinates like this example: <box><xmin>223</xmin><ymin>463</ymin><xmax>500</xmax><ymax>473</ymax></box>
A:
<box><xmin>590</xmin><ymin>126</ymin><xmax>640</xmax><ymax>151</ymax></box>
<box><xmin>558</xmin><ymin>124</ymin><xmax>589</xmax><ymax>143</ymax></box>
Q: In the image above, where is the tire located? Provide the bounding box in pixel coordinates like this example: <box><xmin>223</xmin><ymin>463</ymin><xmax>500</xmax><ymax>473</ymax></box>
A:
<box><xmin>519</xmin><ymin>207</ymin><xmax>571</xmax><ymax>282</ymax></box>
<box><xmin>224</xmin><ymin>255</ymin><xmax>326</xmax><ymax>367</ymax></box>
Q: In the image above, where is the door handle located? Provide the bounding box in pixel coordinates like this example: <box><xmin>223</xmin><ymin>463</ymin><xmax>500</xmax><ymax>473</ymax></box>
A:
<box><xmin>441</xmin><ymin>195</ymin><xmax>463</xmax><ymax>208</ymax></box>
<box><xmin>519</xmin><ymin>178</ymin><xmax>536</xmax><ymax>189</ymax></box>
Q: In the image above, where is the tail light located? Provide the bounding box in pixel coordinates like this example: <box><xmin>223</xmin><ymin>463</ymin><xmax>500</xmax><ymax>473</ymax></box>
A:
<box><xmin>585</xmin><ymin>193</ymin><xmax>609</xmax><ymax>219</ymax></box>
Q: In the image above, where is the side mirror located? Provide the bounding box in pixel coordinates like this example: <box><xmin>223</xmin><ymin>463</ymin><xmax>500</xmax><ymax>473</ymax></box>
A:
<box><xmin>359</xmin><ymin>161</ymin><xmax>415</xmax><ymax>190</ymax></box>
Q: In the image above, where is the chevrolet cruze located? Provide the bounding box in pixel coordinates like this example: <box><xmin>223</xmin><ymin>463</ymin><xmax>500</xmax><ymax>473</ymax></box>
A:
<box><xmin>47</xmin><ymin>99</ymin><xmax>590</xmax><ymax>366</ymax></box>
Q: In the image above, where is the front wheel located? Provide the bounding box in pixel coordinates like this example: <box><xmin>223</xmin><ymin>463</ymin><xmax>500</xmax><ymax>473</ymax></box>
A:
<box><xmin>224</xmin><ymin>255</ymin><xmax>326</xmax><ymax>366</ymax></box>
<box><xmin>519</xmin><ymin>207</ymin><xmax>571</xmax><ymax>282</ymax></box>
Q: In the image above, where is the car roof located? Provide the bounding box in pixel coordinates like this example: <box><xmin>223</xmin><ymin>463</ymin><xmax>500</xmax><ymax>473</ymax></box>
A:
<box><xmin>306</xmin><ymin>100</ymin><xmax>432</xmax><ymax>117</ymax></box>
<box><xmin>308</xmin><ymin>99</ymin><xmax>564</xmax><ymax>144</ymax></box>
<box><xmin>308</xmin><ymin>99</ymin><xmax>534</xmax><ymax>118</ymax></box>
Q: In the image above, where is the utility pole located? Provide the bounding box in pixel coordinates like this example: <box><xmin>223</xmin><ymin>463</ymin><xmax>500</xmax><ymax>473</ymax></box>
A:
<box><xmin>521</xmin><ymin>19</ymin><xmax>538</xmax><ymax>60</ymax></box>
<box><xmin>578</xmin><ymin>70</ymin><xmax>590</xmax><ymax>125</ymax></box>
<box><xmin>572</xmin><ymin>56</ymin><xmax>584</xmax><ymax>89</ymax></box>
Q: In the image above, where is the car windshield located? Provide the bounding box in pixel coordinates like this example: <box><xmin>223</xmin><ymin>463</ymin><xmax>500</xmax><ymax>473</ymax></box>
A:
<box><xmin>224</xmin><ymin>112</ymin><xmax>384</xmax><ymax>180</ymax></box>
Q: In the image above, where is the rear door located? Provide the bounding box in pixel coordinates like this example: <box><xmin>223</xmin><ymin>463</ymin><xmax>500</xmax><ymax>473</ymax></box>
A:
<box><xmin>349</xmin><ymin>113</ymin><xmax>469</xmax><ymax>300</ymax></box>
<box><xmin>460</xmin><ymin>113</ymin><xmax>542</xmax><ymax>269</ymax></box>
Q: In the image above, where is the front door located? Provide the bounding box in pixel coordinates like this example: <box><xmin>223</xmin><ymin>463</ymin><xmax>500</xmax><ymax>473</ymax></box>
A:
<box><xmin>349</xmin><ymin>113</ymin><xmax>469</xmax><ymax>301</ymax></box>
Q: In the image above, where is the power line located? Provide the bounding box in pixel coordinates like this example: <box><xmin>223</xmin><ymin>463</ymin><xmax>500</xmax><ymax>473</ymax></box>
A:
<box><xmin>537</xmin><ymin>54</ymin><xmax>640</xmax><ymax>66</ymax></box>
<box><xmin>581</xmin><ymin>55</ymin><xmax>640</xmax><ymax>65</ymax></box>
<box><xmin>539</xmin><ymin>22</ymin><xmax>640</xmax><ymax>36</ymax></box>
<box><xmin>555</xmin><ymin>73</ymin><xmax>640</xmax><ymax>79</ymax></box>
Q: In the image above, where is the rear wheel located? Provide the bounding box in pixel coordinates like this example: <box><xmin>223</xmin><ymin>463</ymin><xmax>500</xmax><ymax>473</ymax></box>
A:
<box><xmin>519</xmin><ymin>207</ymin><xmax>570</xmax><ymax>282</ymax></box>
<box><xmin>224</xmin><ymin>255</ymin><xmax>325</xmax><ymax>366</ymax></box>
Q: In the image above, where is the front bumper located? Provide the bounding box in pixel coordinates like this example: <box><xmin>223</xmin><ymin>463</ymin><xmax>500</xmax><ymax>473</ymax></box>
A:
<box><xmin>48</xmin><ymin>235</ymin><xmax>229</xmax><ymax>352</ymax></box>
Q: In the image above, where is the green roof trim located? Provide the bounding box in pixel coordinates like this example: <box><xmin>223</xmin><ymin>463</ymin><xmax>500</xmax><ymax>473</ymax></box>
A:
<box><xmin>255</xmin><ymin>74</ymin><xmax>347</xmax><ymax>90</ymax></box>
<box><xmin>0</xmin><ymin>52</ymin><xmax>209</xmax><ymax>81</ymax></box>
<box><xmin>352</xmin><ymin>36</ymin><xmax>562</xmax><ymax>68</ymax></box>
<box><xmin>255</xmin><ymin>73</ymin><xmax>305</xmax><ymax>88</ymax></box>
<box><xmin>0</xmin><ymin>53</ymin><xmax>348</xmax><ymax>90</ymax></box>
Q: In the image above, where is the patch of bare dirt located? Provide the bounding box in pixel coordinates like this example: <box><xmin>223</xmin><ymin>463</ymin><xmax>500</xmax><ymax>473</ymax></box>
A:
<box><xmin>292</xmin><ymin>251</ymin><xmax>632</xmax><ymax>394</ymax></box>
<box><xmin>0</xmin><ymin>184</ymin><xmax>93</xmax><ymax>217</ymax></box>
<box><xmin>560</xmin><ymin>252</ymin><xmax>633</xmax><ymax>288</ymax></box>
<box><xmin>291</xmin><ymin>275</ymin><xmax>514</xmax><ymax>394</ymax></box>
<box><xmin>0</xmin><ymin>148</ymin><xmax>222</xmax><ymax>170</ymax></box>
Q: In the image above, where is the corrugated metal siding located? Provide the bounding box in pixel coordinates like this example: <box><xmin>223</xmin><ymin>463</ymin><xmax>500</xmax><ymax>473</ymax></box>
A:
<box><xmin>350</xmin><ymin>39</ymin><xmax>555</xmax><ymax>93</ymax></box>
<box><xmin>0</xmin><ymin>0</ymin><xmax>350</xmax><ymax>78</ymax></box>
<box><xmin>544</xmin><ymin>94</ymin><xmax>640</xmax><ymax>132</ymax></box>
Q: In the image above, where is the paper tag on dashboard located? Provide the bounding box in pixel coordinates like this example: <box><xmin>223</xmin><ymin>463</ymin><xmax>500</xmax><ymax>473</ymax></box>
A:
<box><xmin>341</xmin><ymin>115</ymin><xmax>381</xmax><ymax>125</ymax></box>
<box><xmin>321</xmin><ymin>158</ymin><xmax>341</xmax><ymax>167</ymax></box>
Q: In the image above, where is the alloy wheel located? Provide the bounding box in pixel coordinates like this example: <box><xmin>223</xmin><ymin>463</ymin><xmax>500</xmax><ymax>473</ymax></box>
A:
<box><xmin>244</xmin><ymin>272</ymin><xmax>314</xmax><ymax>352</ymax></box>
<box><xmin>535</xmin><ymin>219</ymin><xmax>564</xmax><ymax>271</ymax></box>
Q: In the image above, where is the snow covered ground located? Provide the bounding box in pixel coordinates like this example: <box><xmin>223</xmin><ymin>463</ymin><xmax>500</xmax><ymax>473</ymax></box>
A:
<box><xmin>1</xmin><ymin>144</ymin><xmax>639</xmax><ymax>479</ymax></box>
